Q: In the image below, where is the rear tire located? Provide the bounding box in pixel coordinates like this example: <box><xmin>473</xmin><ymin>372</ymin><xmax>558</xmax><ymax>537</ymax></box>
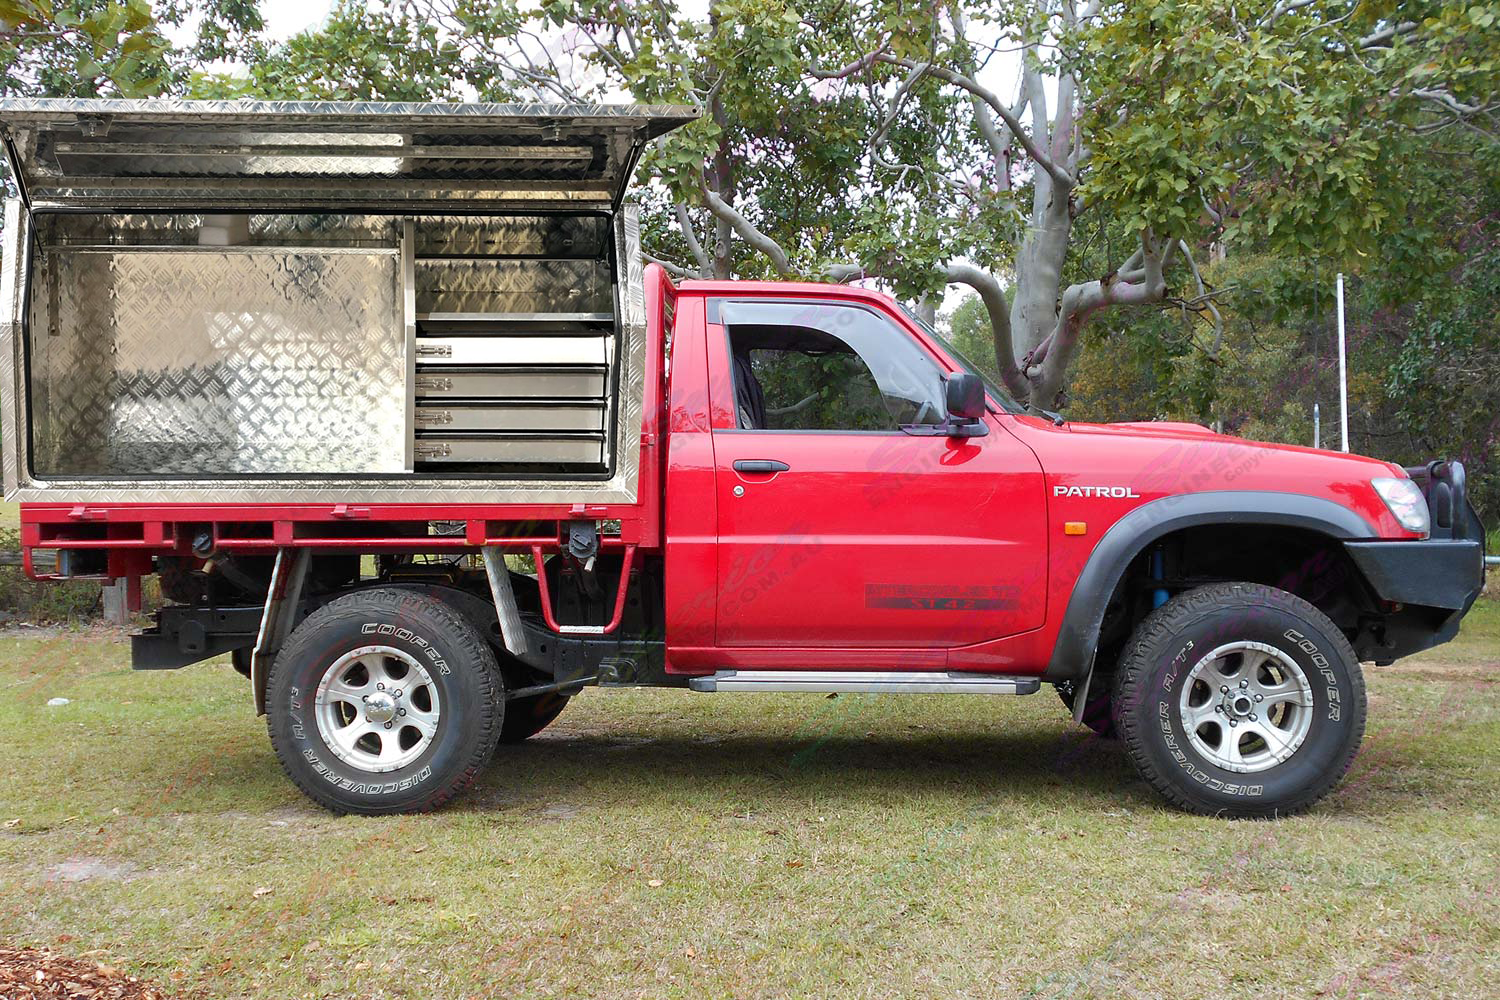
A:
<box><xmin>266</xmin><ymin>588</ymin><xmax>503</xmax><ymax>815</ymax></box>
<box><xmin>1112</xmin><ymin>582</ymin><xmax>1365</xmax><ymax>818</ymax></box>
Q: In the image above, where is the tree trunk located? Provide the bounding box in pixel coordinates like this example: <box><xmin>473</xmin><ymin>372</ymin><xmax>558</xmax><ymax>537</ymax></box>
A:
<box><xmin>709</xmin><ymin>3</ymin><xmax>733</xmax><ymax>280</ymax></box>
<box><xmin>914</xmin><ymin>296</ymin><xmax>937</xmax><ymax>327</ymax></box>
<box><xmin>1009</xmin><ymin>175</ymin><xmax>1073</xmax><ymax>392</ymax></box>
<box><xmin>710</xmin><ymin>125</ymin><xmax>733</xmax><ymax>279</ymax></box>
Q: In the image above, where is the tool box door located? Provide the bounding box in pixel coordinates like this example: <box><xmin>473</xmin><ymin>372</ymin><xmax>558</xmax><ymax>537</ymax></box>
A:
<box><xmin>0</xmin><ymin>99</ymin><xmax>697</xmax><ymax>211</ymax></box>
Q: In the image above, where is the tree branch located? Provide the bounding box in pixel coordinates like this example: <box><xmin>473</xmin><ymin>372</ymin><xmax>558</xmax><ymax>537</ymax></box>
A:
<box><xmin>1410</xmin><ymin>88</ymin><xmax>1491</xmax><ymax>117</ymax></box>
<box><xmin>643</xmin><ymin>252</ymin><xmax>698</xmax><ymax>280</ymax></box>
<box><xmin>1176</xmin><ymin>240</ymin><xmax>1224</xmax><ymax>356</ymax></box>
<box><xmin>1031</xmin><ymin>233</ymin><xmax>1168</xmax><ymax>404</ymax></box>
<box><xmin>944</xmin><ymin>263</ymin><xmax>1030</xmax><ymax>400</ymax></box>
<box><xmin>877</xmin><ymin>54</ymin><xmax>1074</xmax><ymax>188</ymax></box>
<box><xmin>808</xmin><ymin>44</ymin><xmax>889</xmax><ymax>80</ymax></box>
<box><xmin>1358</xmin><ymin>21</ymin><xmax>1418</xmax><ymax>49</ymax></box>
<box><xmin>1260</xmin><ymin>0</ymin><xmax>1317</xmax><ymax>28</ymax></box>
<box><xmin>824</xmin><ymin>262</ymin><xmax>869</xmax><ymax>282</ymax></box>
<box><xmin>947</xmin><ymin>2</ymin><xmax>1012</xmax><ymax>169</ymax></box>
<box><xmin>675</xmin><ymin>202</ymin><xmax>712</xmax><ymax>275</ymax></box>
<box><xmin>700</xmin><ymin>183</ymin><xmax>792</xmax><ymax>275</ymax></box>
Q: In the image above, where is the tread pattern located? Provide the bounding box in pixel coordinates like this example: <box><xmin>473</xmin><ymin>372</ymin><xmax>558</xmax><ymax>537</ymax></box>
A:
<box><xmin>1112</xmin><ymin>582</ymin><xmax>1367</xmax><ymax>818</ymax></box>
<box><xmin>266</xmin><ymin>587</ymin><xmax>504</xmax><ymax>815</ymax></box>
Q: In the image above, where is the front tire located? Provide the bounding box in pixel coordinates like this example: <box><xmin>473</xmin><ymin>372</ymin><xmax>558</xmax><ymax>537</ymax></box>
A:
<box><xmin>266</xmin><ymin>588</ymin><xmax>503</xmax><ymax>815</ymax></box>
<box><xmin>1112</xmin><ymin>583</ymin><xmax>1366</xmax><ymax>818</ymax></box>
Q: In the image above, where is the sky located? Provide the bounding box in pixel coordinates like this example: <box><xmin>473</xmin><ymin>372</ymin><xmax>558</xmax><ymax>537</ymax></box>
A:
<box><xmin>258</xmin><ymin>0</ymin><xmax>335</xmax><ymax>41</ymax></box>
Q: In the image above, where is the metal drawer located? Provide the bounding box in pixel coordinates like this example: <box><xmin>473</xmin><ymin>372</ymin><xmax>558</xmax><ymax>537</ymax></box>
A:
<box><xmin>413</xmin><ymin>368</ymin><xmax>607</xmax><ymax>400</ymax></box>
<box><xmin>413</xmin><ymin>403</ymin><xmax>605</xmax><ymax>433</ymax></box>
<box><xmin>413</xmin><ymin>435</ymin><xmax>605</xmax><ymax>465</ymax></box>
<box><xmin>414</xmin><ymin>335</ymin><xmax>608</xmax><ymax>366</ymax></box>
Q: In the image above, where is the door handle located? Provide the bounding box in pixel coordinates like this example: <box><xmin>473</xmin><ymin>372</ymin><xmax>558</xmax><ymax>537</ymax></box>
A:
<box><xmin>733</xmin><ymin>459</ymin><xmax>790</xmax><ymax>474</ymax></box>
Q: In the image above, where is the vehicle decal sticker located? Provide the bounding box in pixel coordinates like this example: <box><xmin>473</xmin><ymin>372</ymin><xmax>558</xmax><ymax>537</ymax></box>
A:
<box><xmin>865</xmin><ymin>583</ymin><xmax>1019</xmax><ymax>611</ymax></box>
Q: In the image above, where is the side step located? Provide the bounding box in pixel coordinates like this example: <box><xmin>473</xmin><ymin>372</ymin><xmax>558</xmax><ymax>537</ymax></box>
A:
<box><xmin>688</xmin><ymin>670</ymin><xmax>1041</xmax><ymax>694</ymax></box>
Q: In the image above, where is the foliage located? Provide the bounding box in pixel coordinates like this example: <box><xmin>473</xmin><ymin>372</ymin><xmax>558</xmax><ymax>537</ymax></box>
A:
<box><xmin>191</xmin><ymin>0</ymin><xmax>468</xmax><ymax>101</ymax></box>
<box><xmin>1</xmin><ymin>0</ymin><xmax>174</xmax><ymax>96</ymax></box>
<box><xmin>1384</xmin><ymin>218</ymin><xmax>1500</xmax><ymax>517</ymax></box>
<box><xmin>1084</xmin><ymin>2</ymin><xmax>1499</xmax><ymax>259</ymax></box>
<box><xmin>233</xmin><ymin>1</ymin><xmax>1498</xmax><ymax>418</ymax></box>
<box><xmin>542</xmin><ymin>0</ymin><xmax>884</xmax><ymax>280</ymax></box>
<box><xmin>748</xmin><ymin>348</ymin><xmax>894</xmax><ymax>431</ymax></box>
<box><xmin>942</xmin><ymin>293</ymin><xmax>1005</xmax><ymax>385</ymax></box>
<box><xmin>0</xmin><ymin>528</ymin><xmax>101</xmax><ymax>622</ymax></box>
<box><xmin>0</xmin><ymin>0</ymin><xmax>262</xmax><ymax>97</ymax></box>
<box><xmin>1066</xmin><ymin>222</ymin><xmax>1500</xmax><ymax>520</ymax></box>
<box><xmin>1</xmin><ymin>1</ymin><xmax>1495</xmax><ymax>511</ymax></box>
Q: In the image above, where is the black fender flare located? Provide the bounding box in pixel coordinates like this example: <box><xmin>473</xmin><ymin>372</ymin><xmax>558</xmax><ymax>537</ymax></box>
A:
<box><xmin>1043</xmin><ymin>491</ymin><xmax>1375</xmax><ymax>683</ymax></box>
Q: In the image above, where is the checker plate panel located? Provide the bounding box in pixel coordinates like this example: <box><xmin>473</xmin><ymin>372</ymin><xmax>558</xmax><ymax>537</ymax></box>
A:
<box><xmin>30</xmin><ymin>246</ymin><xmax>404</xmax><ymax>476</ymax></box>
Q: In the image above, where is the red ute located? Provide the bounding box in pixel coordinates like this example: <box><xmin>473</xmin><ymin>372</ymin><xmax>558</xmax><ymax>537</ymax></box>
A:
<box><xmin>1</xmin><ymin>100</ymin><xmax>1486</xmax><ymax>817</ymax></box>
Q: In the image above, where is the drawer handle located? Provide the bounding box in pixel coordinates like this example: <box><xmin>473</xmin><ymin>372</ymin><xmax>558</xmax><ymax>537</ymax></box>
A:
<box><xmin>414</xmin><ymin>410</ymin><xmax>453</xmax><ymax>426</ymax></box>
<box><xmin>414</xmin><ymin>443</ymin><xmax>452</xmax><ymax>459</ymax></box>
<box><xmin>415</xmin><ymin>344</ymin><xmax>453</xmax><ymax>358</ymax></box>
<box><xmin>415</xmin><ymin>377</ymin><xmax>453</xmax><ymax>392</ymax></box>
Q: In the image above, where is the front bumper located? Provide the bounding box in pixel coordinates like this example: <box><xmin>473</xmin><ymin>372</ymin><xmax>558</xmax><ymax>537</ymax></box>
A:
<box><xmin>1343</xmin><ymin>460</ymin><xmax>1487</xmax><ymax>663</ymax></box>
<box><xmin>1344</xmin><ymin>538</ymin><xmax>1484</xmax><ymax>611</ymax></box>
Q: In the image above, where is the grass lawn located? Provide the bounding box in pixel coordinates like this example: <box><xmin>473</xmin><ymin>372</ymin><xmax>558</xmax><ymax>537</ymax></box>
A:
<box><xmin>0</xmin><ymin>602</ymin><xmax>1496</xmax><ymax>999</ymax></box>
<box><xmin>0</xmin><ymin>502</ymin><xmax>16</xmax><ymax>531</ymax></box>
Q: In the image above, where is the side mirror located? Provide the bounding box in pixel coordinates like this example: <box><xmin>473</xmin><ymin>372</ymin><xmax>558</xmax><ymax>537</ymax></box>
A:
<box><xmin>945</xmin><ymin>373</ymin><xmax>986</xmax><ymax>421</ymax></box>
<box><xmin>900</xmin><ymin>373</ymin><xmax>989</xmax><ymax>439</ymax></box>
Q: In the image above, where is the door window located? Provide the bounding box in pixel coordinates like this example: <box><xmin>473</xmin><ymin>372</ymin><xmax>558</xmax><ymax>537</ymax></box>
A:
<box><xmin>721</xmin><ymin>301</ymin><xmax>947</xmax><ymax>431</ymax></box>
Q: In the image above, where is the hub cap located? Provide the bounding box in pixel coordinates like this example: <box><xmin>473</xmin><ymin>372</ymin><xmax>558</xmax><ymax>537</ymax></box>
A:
<box><xmin>1177</xmin><ymin>640</ymin><xmax>1315</xmax><ymax>774</ymax></box>
<box><xmin>314</xmin><ymin>645</ymin><xmax>440</xmax><ymax>773</ymax></box>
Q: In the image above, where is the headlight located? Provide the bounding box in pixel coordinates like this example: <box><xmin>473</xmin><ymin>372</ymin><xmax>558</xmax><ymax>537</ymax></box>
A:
<box><xmin>1372</xmin><ymin>477</ymin><xmax>1430</xmax><ymax>536</ymax></box>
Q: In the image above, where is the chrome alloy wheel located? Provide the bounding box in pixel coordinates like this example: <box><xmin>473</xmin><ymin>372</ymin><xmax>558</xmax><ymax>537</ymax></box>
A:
<box><xmin>1178</xmin><ymin>641</ymin><xmax>1315</xmax><ymax>774</ymax></box>
<box><xmin>314</xmin><ymin>645</ymin><xmax>441</xmax><ymax>773</ymax></box>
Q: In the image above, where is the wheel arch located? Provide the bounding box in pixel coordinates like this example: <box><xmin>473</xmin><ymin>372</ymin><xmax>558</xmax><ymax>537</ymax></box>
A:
<box><xmin>1044</xmin><ymin>491</ymin><xmax>1376</xmax><ymax>683</ymax></box>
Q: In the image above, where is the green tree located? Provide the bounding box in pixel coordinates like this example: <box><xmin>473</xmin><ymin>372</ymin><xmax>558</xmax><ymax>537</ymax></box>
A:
<box><xmin>1</xmin><ymin>0</ymin><xmax>262</xmax><ymax>97</ymax></box>
<box><xmin>942</xmin><ymin>293</ymin><xmax>1004</xmax><ymax>385</ymax></box>
<box><xmin>486</xmin><ymin>1</ymin><xmax>1498</xmax><ymax>412</ymax></box>
<box><xmin>190</xmin><ymin>0</ymin><xmax>466</xmax><ymax>101</ymax></box>
<box><xmin>2</xmin><ymin>0</ymin><xmax>174</xmax><ymax>96</ymax></box>
<box><xmin>57</xmin><ymin>0</ymin><xmax>1494</xmax><ymax>447</ymax></box>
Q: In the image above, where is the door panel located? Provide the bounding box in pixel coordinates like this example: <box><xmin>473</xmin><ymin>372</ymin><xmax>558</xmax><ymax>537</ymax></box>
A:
<box><xmin>706</xmin><ymin>297</ymin><xmax>1047</xmax><ymax>652</ymax></box>
<box><xmin>713</xmin><ymin>427</ymin><xmax>1047</xmax><ymax>647</ymax></box>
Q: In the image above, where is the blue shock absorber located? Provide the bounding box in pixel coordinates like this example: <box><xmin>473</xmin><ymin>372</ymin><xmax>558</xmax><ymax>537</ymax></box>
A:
<box><xmin>1151</xmin><ymin>547</ymin><xmax>1169</xmax><ymax>608</ymax></box>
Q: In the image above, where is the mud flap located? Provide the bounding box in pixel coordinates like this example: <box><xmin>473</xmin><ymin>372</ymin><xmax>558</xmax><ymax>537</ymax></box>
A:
<box><xmin>250</xmin><ymin>548</ymin><xmax>311</xmax><ymax>715</ymax></box>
